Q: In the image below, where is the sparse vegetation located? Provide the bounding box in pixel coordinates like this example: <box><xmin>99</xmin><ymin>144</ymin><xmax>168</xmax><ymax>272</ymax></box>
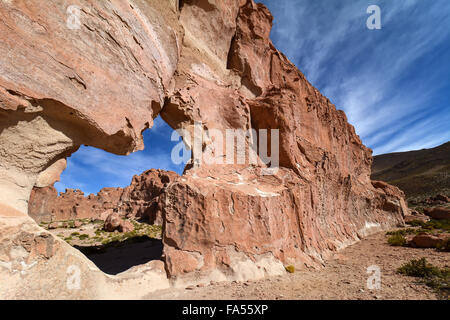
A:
<box><xmin>78</xmin><ymin>234</ymin><xmax>89</xmax><ymax>240</ymax></box>
<box><xmin>285</xmin><ymin>265</ymin><xmax>295</xmax><ymax>273</ymax></box>
<box><xmin>387</xmin><ymin>234</ymin><xmax>407</xmax><ymax>246</ymax></box>
<box><xmin>386</xmin><ymin>229</ymin><xmax>416</xmax><ymax>236</ymax></box>
<box><xmin>387</xmin><ymin>219</ymin><xmax>450</xmax><ymax>250</ymax></box>
<box><xmin>371</xmin><ymin>142</ymin><xmax>450</xmax><ymax>200</ymax></box>
<box><xmin>397</xmin><ymin>258</ymin><xmax>449</xmax><ymax>299</ymax></box>
<box><xmin>56</xmin><ymin>218</ymin><xmax>164</xmax><ymax>254</ymax></box>
<box><xmin>398</xmin><ymin>258</ymin><xmax>441</xmax><ymax>278</ymax></box>
<box><xmin>406</xmin><ymin>219</ymin><xmax>450</xmax><ymax>233</ymax></box>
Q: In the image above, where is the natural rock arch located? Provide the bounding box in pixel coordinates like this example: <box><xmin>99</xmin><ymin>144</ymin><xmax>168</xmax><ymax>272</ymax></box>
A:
<box><xmin>0</xmin><ymin>0</ymin><xmax>407</xmax><ymax>299</ymax></box>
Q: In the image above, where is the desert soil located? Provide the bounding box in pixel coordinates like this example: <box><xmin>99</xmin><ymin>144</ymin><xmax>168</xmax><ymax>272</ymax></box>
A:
<box><xmin>151</xmin><ymin>231</ymin><xmax>449</xmax><ymax>300</ymax></box>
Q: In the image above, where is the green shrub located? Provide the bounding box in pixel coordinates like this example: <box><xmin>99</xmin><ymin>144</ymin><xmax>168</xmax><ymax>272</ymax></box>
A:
<box><xmin>386</xmin><ymin>229</ymin><xmax>416</xmax><ymax>236</ymax></box>
<box><xmin>387</xmin><ymin>234</ymin><xmax>407</xmax><ymax>246</ymax></box>
<box><xmin>426</xmin><ymin>219</ymin><xmax>450</xmax><ymax>232</ymax></box>
<box><xmin>285</xmin><ymin>265</ymin><xmax>295</xmax><ymax>273</ymax></box>
<box><xmin>397</xmin><ymin>258</ymin><xmax>449</xmax><ymax>299</ymax></box>
<box><xmin>406</xmin><ymin>220</ymin><xmax>426</xmax><ymax>227</ymax></box>
<box><xmin>397</xmin><ymin>258</ymin><xmax>441</xmax><ymax>278</ymax></box>
<box><xmin>78</xmin><ymin>234</ymin><xmax>89</xmax><ymax>240</ymax></box>
<box><xmin>406</xmin><ymin>219</ymin><xmax>450</xmax><ymax>232</ymax></box>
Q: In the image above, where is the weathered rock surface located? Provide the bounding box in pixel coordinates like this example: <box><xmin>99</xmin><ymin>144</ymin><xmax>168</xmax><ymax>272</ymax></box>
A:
<box><xmin>159</xmin><ymin>1</ymin><xmax>407</xmax><ymax>285</ymax></box>
<box><xmin>120</xmin><ymin>169</ymin><xmax>179</xmax><ymax>224</ymax></box>
<box><xmin>28</xmin><ymin>169</ymin><xmax>178</xmax><ymax>224</ymax></box>
<box><xmin>29</xmin><ymin>186</ymin><xmax>122</xmax><ymax>223</ymax></box>
<box><xmin>0</xmin><ymin>0</ymin><xmax>181</xmax><ymax>215</ymax></box>
<box><xmin>410</xmin><ymin>233</ymin><xmax>446</xmax><ymax>249</ymax></box>
<box><xmin>404</xmin><ymin>214</ymin><xmax>429</xmax><ymax>224</ymax></box>
<box><xmin>103</xmin><ymin>213</ymin><xmax>134</xmax><ymax>233</ymax></box>
<box><xmin>423</xmin><ymin>207</ymin><xmax>450</xmax><ymax>220</ymax></box>
<box><xmin>1</xmin><ymin>0</ymin><xmax>408</xmax><ymax>298</ymax></box>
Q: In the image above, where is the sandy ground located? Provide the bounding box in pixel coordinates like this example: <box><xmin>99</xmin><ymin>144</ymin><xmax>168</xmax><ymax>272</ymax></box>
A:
<box><xmin>151</xmin><ymin>232</ymin><xmax>449</xmax><ymax>300</ymax></box>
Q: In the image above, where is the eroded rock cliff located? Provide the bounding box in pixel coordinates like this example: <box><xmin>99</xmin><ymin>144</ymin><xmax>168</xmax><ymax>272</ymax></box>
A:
<box><xmin>28</xmin><ymin>169</ymin><xmax>178</xmax><ymax>225</ymax></box>
<box><xmin>0</xmin><ymin>0</ymin><xmax>407</xmax><ymax>298</ymax></box>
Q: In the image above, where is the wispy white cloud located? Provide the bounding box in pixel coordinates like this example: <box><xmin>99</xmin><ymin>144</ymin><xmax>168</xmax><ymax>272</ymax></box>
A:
<box><xmin>261</xmin><ymin>0</ymin><xmax>450</xmax><ymax>155</ymax></box>
<box><xmin>55</xmin><ymin>116</ymin><xmax>189</xmax><ymax>195</ymax></box>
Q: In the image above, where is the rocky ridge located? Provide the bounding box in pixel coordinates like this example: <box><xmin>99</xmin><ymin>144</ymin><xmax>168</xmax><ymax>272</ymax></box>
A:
<box><xmin>28</xmin><ymin>169</ymin><xmax>178</xmax><ymax>225</ymax></box>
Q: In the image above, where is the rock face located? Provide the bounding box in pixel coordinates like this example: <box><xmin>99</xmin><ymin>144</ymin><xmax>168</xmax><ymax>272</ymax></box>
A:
<box><xmin>410</xmin><ymin>234</ymin><xmax>446</xmax><ymax>248</ymax></box>
<box><xmin>28</xmin><ymin>169</ymin><xmax>178</xmax><ymax>224</ymax></box>
<box><xmin>103</xmin><ymin>213</ymin><xmax>134</xmax><ymax>233</ymax></box>
<box><xmin>120</xmin><ymin>169</ymin><xmax>178</xmax><ymax>224</ymax></box>
<box><xmin>159</xmin><ymin>1</ymin><xmax>407</xmax><ymax>285</ymax></box>
<box><xmin>423</xmin><ymin>207</ymin><xmax>450</xmax><ymax>220</ymax></box>
<box><xmin>28</xmin><ymin>186</ymin><xmax>122</xmax><ymax>223</ymax></box>
<box><xmin>0</xmin><ymin>0</ymin><xmax>181</xmax><ymax>215</ymax></box>
<box><xmin>1</xmin><ymin>0</ymin><xmax>407</xmax><ymax>298</ymax></box>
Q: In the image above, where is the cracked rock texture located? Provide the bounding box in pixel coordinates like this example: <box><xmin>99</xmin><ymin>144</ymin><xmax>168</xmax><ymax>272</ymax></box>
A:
<box><xmin>1</xmin><ymin>0</ymin><xmax>407</xmax><ymax>298</ymax></box>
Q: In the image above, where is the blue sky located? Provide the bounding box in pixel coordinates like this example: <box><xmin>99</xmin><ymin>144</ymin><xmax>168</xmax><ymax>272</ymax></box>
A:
<box><xmin>55</xmin><ymin>116</ymin><xmax>190</xmax><ymax>194</ymax></box>
<box><xmin>56</xmin><ymin>0</ymin><xmax>450</xmax><ymax>195</ymax></box>
<box><xmin>260</xmin><ymin>0</ymin><xmax>450</xmax><ymax>155</ymax></box>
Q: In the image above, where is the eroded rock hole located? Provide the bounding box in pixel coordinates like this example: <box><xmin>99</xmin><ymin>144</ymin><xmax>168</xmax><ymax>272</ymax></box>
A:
<box><xmin>28</xmin><ymin>116</ymin><xmax>190</xmax><ymax>275</ymax></box>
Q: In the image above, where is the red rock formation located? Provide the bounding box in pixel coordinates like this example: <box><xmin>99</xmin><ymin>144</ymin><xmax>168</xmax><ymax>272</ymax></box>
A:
<box><xmin>29</xmin><ymin>186</ymin><xmax>123</xmax><ymax>223</ymax></box>
<box><xmin>28</xmin><ymin>169</ymin><xmax>178</xmax><ymax>224</ymax></box>
<box><xmin>104</xmin><ymin>213</ymin><xmax>134</xmax><ymax>233</ymax></box>
<box><xmin>158</xmin><ymin>1</ymin><xmax>407</xmax><ymax>284</ymax></box>
<box><xmin>121</xmin><ymin>169</ymin><xmax>179</xmax><ymax>224</ymax></box>
<box><xmin>411</xmin><ymin>233</ymin><xmax>446</xmax><ymax>248</ymax></box>
<box><xmin>423</xmin><ymin>207</ymin><xmax>450</xmax><ymax>220</ymax></box>
<box><xmin>1</xmin><ymin>0</ymin><xmax>409</xmax><ymax>298</ymax></box>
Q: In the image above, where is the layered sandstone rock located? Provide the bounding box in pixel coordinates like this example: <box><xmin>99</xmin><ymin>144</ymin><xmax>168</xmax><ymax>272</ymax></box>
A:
<box><xmin>410</xmin><ymin>233</ymin><xmax>446</xmax><ymax>249</ymax></box>
<box><xmin>159</xmin><ymin>1</ymin><xmax>406</xmax><ymax>285</ymax></box>
<box><xmin>424</xmin><ymin>207</ymin><xmax>450</xmax><ymax>220</ymax></box>
<box><xmin>1</xmin><ymin>0</ymin><xmax>408</xmax><ymax>298</ymax></box>
<box><xmin>120</xmin><ymin>169</ymin><xmax>179</xmax><ymax>224</ymax></box>
<box><xmin>28</xmin><ymin>169</ymin><xmax>178</xmax><ymax>224</ymax></box>
<box><xmin>103</xmin><ymin>212</ymin><xmax>134</xmax><ymax>233</ymax></box>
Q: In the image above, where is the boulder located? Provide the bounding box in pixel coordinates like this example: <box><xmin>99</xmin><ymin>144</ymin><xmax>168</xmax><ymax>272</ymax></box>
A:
<box><xmin>120</xmin><ymin>220</ymin><xmax>135</xmax><ymax>233</ymax></box>
<box><xmin>410</xmin><ymin>233</ymin><xmax>445</xmax><ymax>248</ymax></box>
<box><xmin>424</xmin><ymin>207</ymin><xmax>450</xmax><ymax>220</ymax></box>
<box><xmin>73</xmin><ymin>221</ymin><xmax>83</xmax><ymax>228</ymax></box>
<box><xmin>103</xmin><ymin>213</ymin><xmax>122</xmax><ymax>232</ymax></box>
<box><xmin>47</xmin><ymin>222</ymin><xmax>60</xmax><ymax>230</ymax></box>
<box><xmin>404</xmin><ymin>215</ymin><xmax>429</xmax><ymax>224</ymax></box>
<box><xmin>103</xmin><ymin>213</ymin><xmax>134</xmax><ymax>233</ymax></box>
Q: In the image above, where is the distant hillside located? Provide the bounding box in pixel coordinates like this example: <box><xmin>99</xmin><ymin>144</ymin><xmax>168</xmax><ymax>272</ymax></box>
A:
<box><xmin>371</xmin><ymin>142</ymin><xmax>450</xmax><ymax>200</ymax></box>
